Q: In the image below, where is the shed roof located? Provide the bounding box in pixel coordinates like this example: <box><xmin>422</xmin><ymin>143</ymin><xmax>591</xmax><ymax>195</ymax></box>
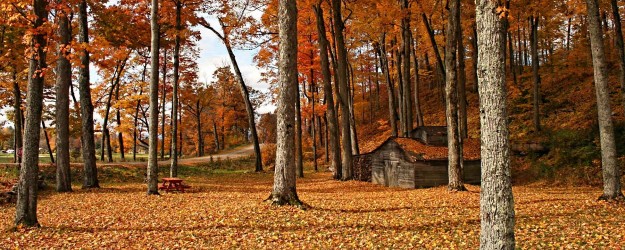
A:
<box><xmin>358</xmin><ymin>137</ymin><xmax>481</xmax><ymax>161</ymax></box>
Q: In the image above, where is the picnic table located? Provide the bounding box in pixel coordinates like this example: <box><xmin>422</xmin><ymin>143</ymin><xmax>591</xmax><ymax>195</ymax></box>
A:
<box><xmin>158</xmin><ymin>178</ymin><xmax>191</xmax><ymax>192</ymax></box>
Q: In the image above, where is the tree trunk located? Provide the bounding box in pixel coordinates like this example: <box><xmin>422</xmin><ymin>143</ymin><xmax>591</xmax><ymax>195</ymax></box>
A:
<box><xmin>378</xmin><ymin>36</ymin><xmax>398</xmax><ymax>136</ymax></box>
<box><xmin>170</xmin><ymin>1</ymin><xmax>181</xmax><ymax>177</ymax></box>
<box><xmin>457</xmin><ymin>24</ymin><xmax>468</xmax><ymax>138</ymax></box>
<box><xmin>611</xmin><ymin>0</ymin><xmax>625</xmax><ymax>117</ymax></box>
<box><xmin>78</xmin><ymin>0</ymin><xmax>99</xmax><ymax>189</ymax></box>
<box><xmin>445</xmin><ymin>0</ymin><xmax>466</xmax><ymax>192</ymax></box>
<box><xmin>332</xmin><ymin>0</ymin><xmax>353</xmax><ymax>180</ymax></box>
<box><xmin>223</xmin><ymin>38</ymin><xmax>263</xmax><ymax>172</ymax></box>
<box><xmin>314</xmin><ymin>4</ymin><xmax>341</xmax><ymax>179</ymax></box>
<box><xmin>269</xmin><ymin>0</ymin><xmax>302</xmax><ymax>206</ymax></box>
<box><xmin>147</xmin><ymin>0</ymin><xmax>160</xmax><ymax>195</ymax></box>
<box><xmin>347</xmin><ymin>63</ymin><xmax>360</xmax><ymax>155</ymax></box>
<box><xmin>311</xmin><ymin>75</ymin><xmax>317</xmax><ymax>172</ymax></box>
<box><xmin>295</xmin><ymin>82</ymin><xmax>303</xmax><ymax>177</ymax></box>
<box><xmin>401</xmin><ymin>0</ymin><xmax>413</xmax><ymax>136</ymax></box>
<box><xmin>213</xmin><ymin>121</ymin><xmax>219</xmax><ymax>153</ymax></box>
<box><xmin>508</xmin><ymin>32</ymin><xmax>517</xmax><ymax>86</ymax></box>
<box><xmin>586</xmin><ymin>0</ymin><xmax>624</xmax><ymax>200</ymax></box>
<box><xmin>12</xmin><ymin>69</ymin><xmax>22</xmax><ymax>164</ymax></box>
<box><xmin>475</xmin><ymin>0</ymin><xmax>516</xmax><ymax>248</ymax></box>
<box><xmin>412</xmin><ymin>39</ymin><xmax>424</xmax><ymax>127</ymax></box>
<box><xmin>41</xmin><ymin>120</ymin><xmax>54</xmax><ymax>163</ymax></box>
<box><xmin>161</xmin><ymin>49</ymin><xmax>167</xmax><ymax>160</ymax></box>
<box><xmin>471</xmin><ymin>26</ymin><xmax>479</xmax><ymax>93</ymax></box>
<box><xmin>15</xmin><ymin>0</ymin><xmax>48</xmax><ymax>227</ymax></box>
<box><xmin>422</xmin><ymin>13</ymin><xmax>446</xmax><ymax>83</ymax></box>
<box><xmin>133</xmin><ymin>63</ymin><xmax>146</xmax><ymax>161</ymax></box>
<box><xmin>115</xmin><ymin>80</ymin><xmax>124</xmax><ymax>161</ymax></box>
<box><xmin>530</xmin><ymin>16</ymin><xmax>541</xmax><ymax>132</ymax></box>
<box><xmin>55</xmin><ymin>4</ymin><xmax>72</xmax><ymax>192</ymax></box>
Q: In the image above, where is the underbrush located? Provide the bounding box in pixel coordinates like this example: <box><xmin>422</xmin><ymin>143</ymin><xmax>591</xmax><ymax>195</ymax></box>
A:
<box><xmin>518</xmin><ymin>123</ymin><xmax>625</xmax><ymax>186</ymax></box>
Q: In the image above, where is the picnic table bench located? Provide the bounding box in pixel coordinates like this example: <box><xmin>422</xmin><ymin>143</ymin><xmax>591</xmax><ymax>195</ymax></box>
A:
<box><xmin>158</xmin><ymin>178</ymin><xmax>191</xmax><ymax>192</ymax></box>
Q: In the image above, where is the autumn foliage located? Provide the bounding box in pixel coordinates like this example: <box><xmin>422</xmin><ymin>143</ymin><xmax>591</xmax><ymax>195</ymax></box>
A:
<box><xmin>1</xmin><ymin>170</ymin><xmax>624</xmax><ymax>248</ymax></box>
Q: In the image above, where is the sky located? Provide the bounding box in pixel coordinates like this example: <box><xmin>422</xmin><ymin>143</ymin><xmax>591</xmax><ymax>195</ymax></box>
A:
<box><xmin>193</xmin><ymin>25</ymin><xmax>275</xmax><ymax>114</ymax></box>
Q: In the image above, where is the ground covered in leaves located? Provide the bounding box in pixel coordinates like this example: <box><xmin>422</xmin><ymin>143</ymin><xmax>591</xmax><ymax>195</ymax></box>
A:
<box><xmin>1</xmin><ymin>170</ymin><xmax>624</xmax><ymax>248</ymax></box>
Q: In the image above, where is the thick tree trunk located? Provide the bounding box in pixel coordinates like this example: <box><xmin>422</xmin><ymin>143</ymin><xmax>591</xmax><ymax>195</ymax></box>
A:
<box><xmin>15</xmin><ymin>0</ymin><xmax>48</xmax><ymax>227</ymax></box>
<box><xmin>269</xmin><ymin>0</ymin><xmax>302</xmax><ymax>206</ymax></box>
<box><xmin>586</xmin><ymin>0</ymin><xmax>624</xmax><ymax>201</ymax></box>
<box><xmin>12</xmin><ymin>70</ymin><xmax>22</xmax><ymax>164</ymax></box>
<box><xmin>314</xmin><ymin>4</ymin><xmax>341</xmax><ymax>179</ymax></box>
<box><xmin>611</xmin><ymin>0</ymin><xmax>625</xmax><ymax>116</ymax></box>
<box><xmin>475</xmin><ymin>0</ymin><xmax>516</xmax><ymax>248</ymax></box>
<box><xmin>55</xmin><ymin>4</ymin><xmax>72</xmax><ymax>192</ymax></box>
<box><xmin>530</xmin><ymin>16</ymin><xmax>541</xmax><ymax>132</ymax></box>
<box><xmin>78</xmin><ymin>0</ymin><xmax>99</xmax><ymax>189</ymax></box>
<box><xmin>170</xmin><ymin>1</ymin><xmax>181</xmax><ymax>177</ymax></box>
<box><xmin>445</xmin><ymin>0</ymin><xmax>466</xmax><ymax>192</ymax></box>
<box><xmin>332</xmin><ymin>0</ymin><xmax>353</xmax><ymax>180</ymax></box>
<box><xmin>147</xmin><ymin>0</ymin><xmax>160</xmax><ymax>195</ymax></box>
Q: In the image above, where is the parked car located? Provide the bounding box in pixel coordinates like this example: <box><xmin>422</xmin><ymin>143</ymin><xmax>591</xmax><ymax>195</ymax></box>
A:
<box><xmin>6</xmin><ymin>149</ymin><xmax>15</xmax><ymax>154</ymax></box>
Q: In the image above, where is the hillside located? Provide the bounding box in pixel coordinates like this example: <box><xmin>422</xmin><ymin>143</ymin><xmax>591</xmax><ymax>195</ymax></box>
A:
<box><xmin>353</xmin><ymin>46</ymin><xmax>625</xmax><ymax>186</ymax></box>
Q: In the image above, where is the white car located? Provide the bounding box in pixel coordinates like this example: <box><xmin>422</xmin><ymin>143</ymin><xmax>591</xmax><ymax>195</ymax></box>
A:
<box><xmin>6</xmin><ymin>149</ymin><xmax>15</xmax><ymax>154</ymax></box>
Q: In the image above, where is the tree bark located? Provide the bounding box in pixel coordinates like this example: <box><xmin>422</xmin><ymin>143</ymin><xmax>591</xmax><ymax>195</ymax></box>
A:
<box><xmin>332</xmin><ymin>0</ymin><xmax>353</xmax><ymax>180</ymax></box>
<box><xmin>269</xmin><ymin>0</ymin><xmax>302</xmax><ymax>206</ymax></box>
<box><xmin>55</xmin><ymin>3</ymin><xmax>72</xmax><ymax>192</ymax></box>
<box><xmin>15</xmin><ymin>0</ymin><xmax>48</xmax><ymax>227</ymax></box>
<box><xmin>79</xmin><ymin>0</ymin><xmax>99</xmax><ymax>189</ymax></box>
<box><xmin>445</xmin><ymin>0</ymin><xmax>466</xmax><ymax>192</ymax></box>
<box><xmin>475</xmin><ymin>0</ymin><xmax>516</xmax><ymax>248</ymax></box>
<box><xmin>586</xmin><ymin>0</ymin><xmax>624</xmax><ymax>200</ymax></box>
<box><xmin>147</xmin><ymin>0</ymin><xmax>160</xmax><ymax>195</ymax></box>
<box><xmin>530</xmin><ymin>16</ymin><xmax>541</xmax><ymax>132</ymax></box>
<box><xmin>314</xmin><ymin>4</ymin><xmax>341</xmax><ymax>179</ymax></box>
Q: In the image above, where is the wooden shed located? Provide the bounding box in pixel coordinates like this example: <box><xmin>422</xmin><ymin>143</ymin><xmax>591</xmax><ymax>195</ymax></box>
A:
<box><xmin>353</xmin><ymin>135</ymin><xmax>481</xmax><ymax>189</ymax></box>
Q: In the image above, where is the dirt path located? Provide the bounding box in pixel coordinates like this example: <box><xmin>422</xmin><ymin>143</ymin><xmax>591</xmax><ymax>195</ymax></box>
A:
<box><xmin>97</xmin><ymin>144</ymin><xmax>258</xmax><ymax>166</ymax></box>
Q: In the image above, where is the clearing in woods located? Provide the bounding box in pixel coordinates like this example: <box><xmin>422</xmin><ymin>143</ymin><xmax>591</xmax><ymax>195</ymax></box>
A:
<box><xmin>1</xmin><ymin>167</ymin><xmax>624</xmax><ymax>248</ymax></box>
